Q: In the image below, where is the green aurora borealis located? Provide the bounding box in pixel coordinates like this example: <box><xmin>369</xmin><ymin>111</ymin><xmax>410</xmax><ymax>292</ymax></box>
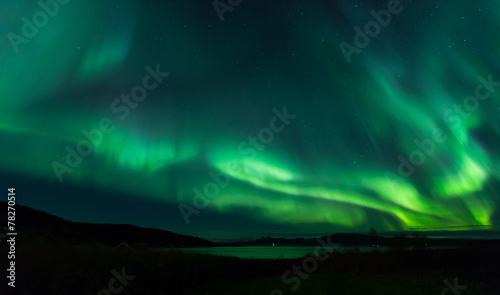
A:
<box><xmin>1</xmin><ymin>0</ymin><xmax>500</xmax><ymax>239</ymax></box>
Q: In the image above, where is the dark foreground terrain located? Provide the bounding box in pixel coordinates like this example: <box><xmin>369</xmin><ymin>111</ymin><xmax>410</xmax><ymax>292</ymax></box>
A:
<box><xmin>1</xmin><ymin>240</ymin><xmax>499</xmax><ymax>295</ymax></box>
<box><xmin>1</xmin><ymin>203</ymin><xmax>499</xmax><ymax>294</ymax></box>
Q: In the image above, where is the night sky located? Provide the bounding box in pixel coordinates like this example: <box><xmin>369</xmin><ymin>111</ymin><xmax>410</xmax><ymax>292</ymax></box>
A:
<box><xmin>1</xmin><ymin>0</ymin><xmax>500</xmax><ymax>240</ymax></box>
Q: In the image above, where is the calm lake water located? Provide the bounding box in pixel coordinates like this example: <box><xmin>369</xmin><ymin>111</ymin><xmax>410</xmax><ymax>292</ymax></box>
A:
<box><xmin>180</xmin><ymin>246</ymin><xmax>389</xmax><ymax>259</ymax></box>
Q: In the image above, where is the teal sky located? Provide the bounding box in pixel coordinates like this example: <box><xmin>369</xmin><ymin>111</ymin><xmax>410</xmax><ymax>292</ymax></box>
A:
<box><xmin>1</xmin><ymin>0</ymin><xmax>500</xmax><ymax>240</ymax></box>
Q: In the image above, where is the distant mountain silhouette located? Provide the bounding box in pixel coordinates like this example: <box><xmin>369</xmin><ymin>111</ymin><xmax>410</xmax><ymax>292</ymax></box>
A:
<box><xmin>238</xmin><ymin>232</ymin><xmax>500</xmax><ymax>247</ymax></box>
<box><xmin>3</xmin><ymin>202</ymin><xmax>497</xmax><ymax>249</ymax></box>
<box><xmin>238</xmin><ymin>233</ymin><xmax>384</xmax><ymax>246</ymax></box>
<box><xmin>0</xmin><ymin>202</ymin><xmax>218</xmax><ymax>248</ymax></box>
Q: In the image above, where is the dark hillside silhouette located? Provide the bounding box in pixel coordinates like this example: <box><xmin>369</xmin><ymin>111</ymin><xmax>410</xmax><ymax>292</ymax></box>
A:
<box><xmin>0</xmin><ymin>201</ymin><xmax>217</xmax><ymax>248</ymax></box>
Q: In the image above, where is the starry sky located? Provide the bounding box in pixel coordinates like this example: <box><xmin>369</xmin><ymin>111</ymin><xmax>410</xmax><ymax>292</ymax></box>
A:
<box><xmin>1</xmin><ymin>0</ymin><xmax>500</xmax><ymax>240</ymax></box>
